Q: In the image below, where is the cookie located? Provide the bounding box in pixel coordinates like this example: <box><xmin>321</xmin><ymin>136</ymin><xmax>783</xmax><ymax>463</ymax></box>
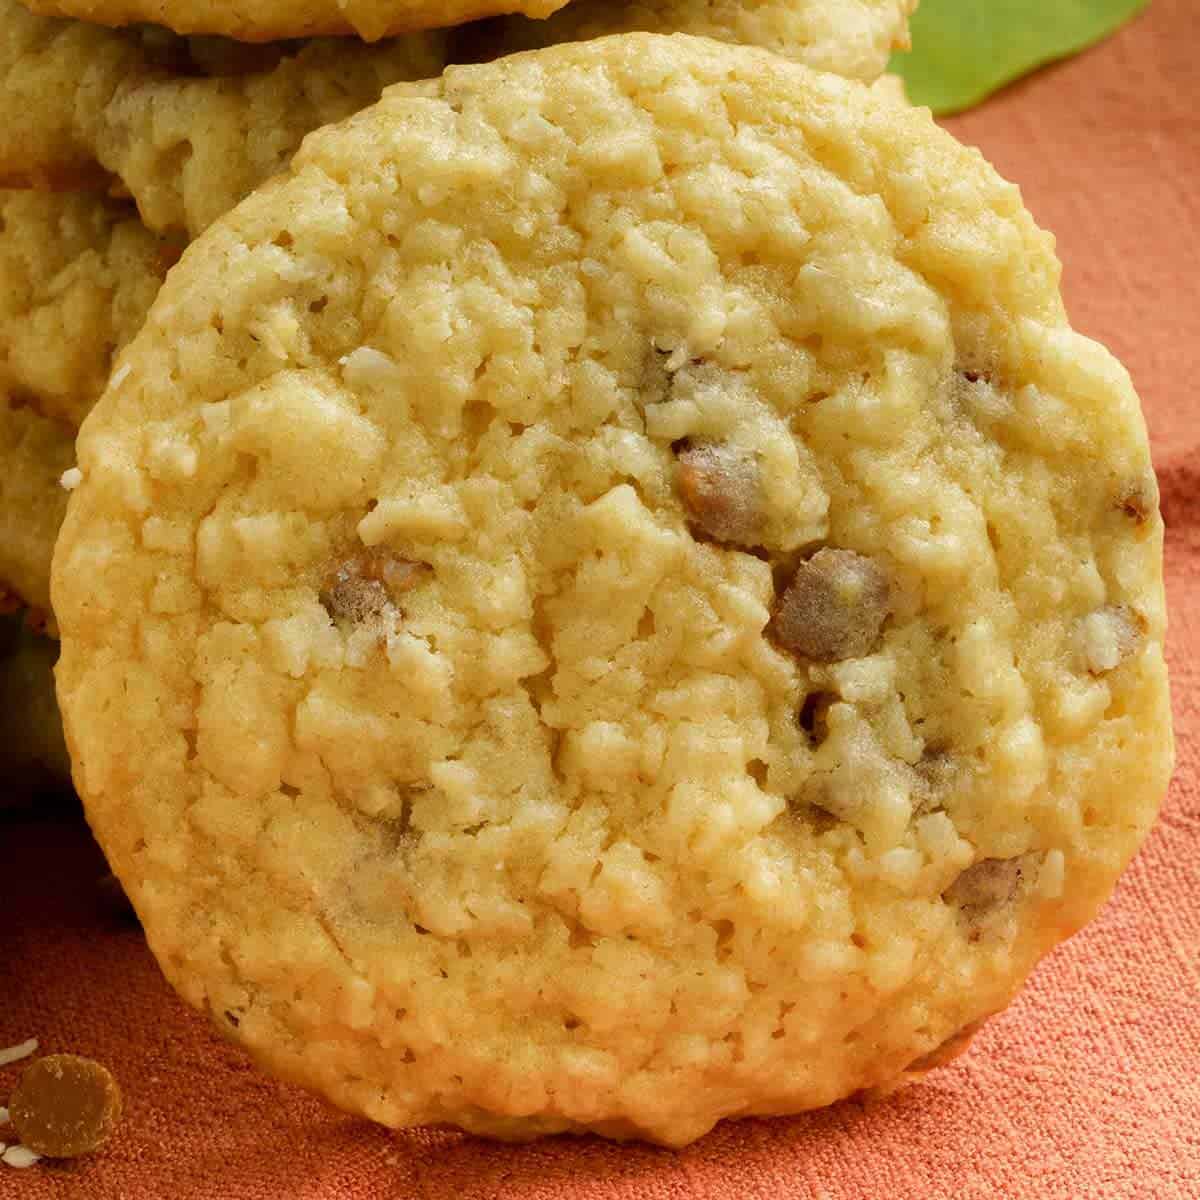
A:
<box><xmin>0</xmin><ymin>191</ymin><xmax>176</xmax><ymax>428</ymax></box>
<box><xmin>0</xmin><ymin>615</ymin><xmax>72</xmax><ymax>805</ymax></box>
<box><xmin>0</xmin><ymin>194</ymin><xmax>161</xmax><ymax>629</ymax></box>
<box><xmin>470</xmin><ymin>0</ymin><xmax>915</xmax><ymax>81</ymax></box>
<box><xmin>11</xmin><ymin>0</ymin><xmax>567</xmax><ymax>42</ymax></box>
<box><xmin>53</xmin><ymin>35</ymin><xmax>1172</xmax><ymax>1146</ymax></box>
<box><xmin>0</xmin><ymin>0</ymin><xmax>448</xmax><ymax>236</ymax></box>
<box><xmin>1</xmin><ymin>394</ymin><xmax>72</xmax><ymax>620</ymax></box>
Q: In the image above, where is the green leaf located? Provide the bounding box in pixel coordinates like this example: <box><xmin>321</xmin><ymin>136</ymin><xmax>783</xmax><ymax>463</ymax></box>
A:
<box><xmin>889</xmin><ymin>0</ymin><xmax>1149</xmax><ymax>116</ymax></box>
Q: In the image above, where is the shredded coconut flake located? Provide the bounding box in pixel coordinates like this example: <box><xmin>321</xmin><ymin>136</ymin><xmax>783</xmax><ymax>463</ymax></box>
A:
<box><xmin>110</xmin><ymin>363</ymin><xmax>131</xmax><ymax>389</ymax></box>
<box><xmin>60</xmin><ymin>467</ymin><xmax>83</xmax><ymax>491</ymax></box>
<box><xmin>0</xmin><ymin>1107</ymin><xmax>8</xmax><ymax>1125</ymax></box>
<box><xmin>0</xmin><ymin>1040</ymin><xmax>37</xmax><ymax>1068</ymax></box>
<box><xmin>2</xmin><ymin>1145</ymin><xmax>40</xmax><ymax>1168</ymax></box>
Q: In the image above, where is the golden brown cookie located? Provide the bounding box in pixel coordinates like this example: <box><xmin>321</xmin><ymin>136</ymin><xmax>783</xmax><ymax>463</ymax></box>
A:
<box><xmin>54</xmin><ymin>35</ymin><xmax>1172</xmax><ymax>1145</ymax></box>
<box><xmin>0</xmin><ymin>0</ymin><xmax>448</xmax><ymax>236</ymax></box>
<box><xmin>0</xmin><ymin>191</ymin><xmax>176</xmax><ymax>427</ymax></box>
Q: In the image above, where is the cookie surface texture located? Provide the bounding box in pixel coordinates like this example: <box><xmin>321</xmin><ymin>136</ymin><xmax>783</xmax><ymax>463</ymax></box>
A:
<box><xmin>0</xmin><ymin>191</ymin><xmax>175</xmax><ymax>427</ymax></box>
<box><xmin>0</xmin><ymin>0</ymin><xmax>448</xmax><ymax>236</ymax></box>
<box><xmin>474</xmin><ymin>0</ymin><xmax>915</xmax><ymax>81</ymax></box>
<box><xmin>11</xmin><ymin>0</ymin><xmax>566</xmax><ymax>43</ymax></box>
<box><xmin>54</xmin><ymin>36</ymin><xmax>1172</xmax><ymax>1146</ymax></box>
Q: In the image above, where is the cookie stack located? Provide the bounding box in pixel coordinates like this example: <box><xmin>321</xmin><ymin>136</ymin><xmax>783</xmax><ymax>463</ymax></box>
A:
<box><xmin>4</xmin><ymin>0</ymin><xmax>1172</xmax><ymax>1150</ymax></box>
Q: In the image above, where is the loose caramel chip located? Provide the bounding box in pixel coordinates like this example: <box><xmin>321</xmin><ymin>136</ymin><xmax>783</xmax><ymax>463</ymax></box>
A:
<box><xmin>675</xmin><ymin>442</ymin><xmax>762</xmax><ymax>547</ymax></box>
<box><xmin>773</xmin><ymin>548</ymin><xmax>890</xmax><ymax>661</ymax></box>
<box><xmin>9</xmin><ymin>1055</ymin><xmax>123</xmax><ymax>1159</ymax></box>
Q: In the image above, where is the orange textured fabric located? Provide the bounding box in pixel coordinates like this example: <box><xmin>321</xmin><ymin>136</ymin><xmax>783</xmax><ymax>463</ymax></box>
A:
<box><xmin>3</xmin><ymin>3</ymin><xmax>1198</xmax><ymax>1195</ymax></box>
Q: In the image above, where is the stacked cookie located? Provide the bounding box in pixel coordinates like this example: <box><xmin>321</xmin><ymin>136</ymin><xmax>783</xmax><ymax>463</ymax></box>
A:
<box><xmin>0</xmin><ymin>0</ymin><xmax>916</xmax><ymax>797</ymax></box>
<box><xmin>3</xmin><ymin>0</ymin><xmax>1172</xmax><ymax>1150</ymax></box>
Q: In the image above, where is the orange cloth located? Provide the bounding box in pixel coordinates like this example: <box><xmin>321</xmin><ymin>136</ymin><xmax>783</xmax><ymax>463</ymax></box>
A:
<box><xmin>3</xmin><ymin>2</ymin><xmax>1197</xmax><ymax>1194</ymax></box>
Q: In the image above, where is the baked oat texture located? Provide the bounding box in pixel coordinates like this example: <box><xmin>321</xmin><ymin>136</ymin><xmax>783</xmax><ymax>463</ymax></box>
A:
<box><xmin>0</xmin><ymin>191</ymin><xmax>175</xmax><ymax>427</ymax></box>
<box><xmin>12</xmin><ymin>0</ymin><xmax>567</xmax><ymax>42</ymax></box>
<box><xmin>54</xmin><ymin>35</ymin><xmax>1172</xmax><ymax>1146</ymax></box>
<box><xmin>1</xmin><ymin>395</ymin><xmax>72</xmax><ymax>618</ymax></box>
<box><xmin>472</xmin><ymin>0</ymin><xmax>915</xmax><ymax>81</ymax></box>
<box><xmin>0</xmin><ymin>0</ymin><xmax>448</xmax><ymax>236</ymax></box>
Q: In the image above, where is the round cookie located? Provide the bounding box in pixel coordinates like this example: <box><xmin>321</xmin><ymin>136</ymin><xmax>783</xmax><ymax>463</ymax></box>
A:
<box><xmin>54</xmin><ymin>36</ymin><xmax>1172</xmax><ymax>1145</ymax></box>
<box><xmin>470</xmin><ymin>0</ymin><xmax>915</xmax><ymax>82</ymax></box>
<box><xmin>0</xmin><ymin>614</ymin><xmax>72</xmax><ymax>806</ymax></box>
<box><xmin>11</xmin><ymin>0</ymin><xmax>568</xmax><ymax>42</ymax></box>
<box><xmin>0</xmin><ymin>0</ymin><xmax>448</xmax><ymax>236</ymax></box>
<box><xmin>0</xmin><ymin>191</ymin><xmax>177</xmax><ymax>427</ymax></box>
<box><xmin>1</xmin><ymin>394</ymin><xmax>72</xmax><ymax>622</ymax></box>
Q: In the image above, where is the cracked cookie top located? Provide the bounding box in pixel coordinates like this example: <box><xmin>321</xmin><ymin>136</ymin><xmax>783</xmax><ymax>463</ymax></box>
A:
<box><xmin>53</xmin><ymin>35</ymin><xmax>1172</xmax><ymax>1146</ymax></box>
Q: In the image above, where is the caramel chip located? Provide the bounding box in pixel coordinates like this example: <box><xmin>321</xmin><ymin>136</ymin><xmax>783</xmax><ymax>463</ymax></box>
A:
<box><xmin>9</xmin><ymin>1055</ymin><xmax>122</xmax><ymax>1159</ymax></box>
<box><xmin>943</xmin><ymin>855</ymin><xmax>1038</xmax><ymax>943</ymax></box>
<box><xmin>675</xmin><ymin>441</ymin><xmax>762</xmax><ymax>547</ymax></box>
<box><xmin>320</xmin><ymin>551</ymin><xmax>426</xmax><ymax>624</ymax></box>
<box><xmin>773</xmin><ymin>548</ymin><xmax>891</xmax><ymax>662</ymax></box>
<box><xmin>944</xmin><ymin>856</ymin><xmax>1024</xmax><ymax>912</ymax></box>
